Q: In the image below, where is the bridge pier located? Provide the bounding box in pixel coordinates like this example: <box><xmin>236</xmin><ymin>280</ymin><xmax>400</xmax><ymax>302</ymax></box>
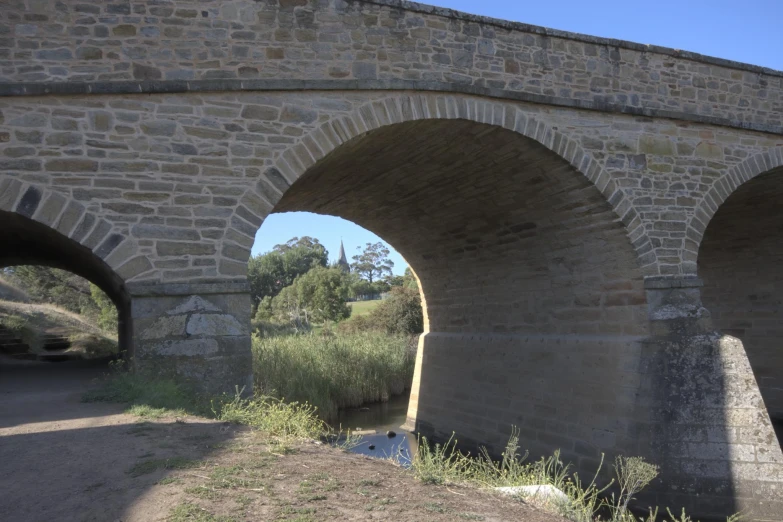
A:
<box><xmin>127</xmin><ymin>282</ymin><xmax>253</xmax><ymax>397</ymax></box>
<box><xmin>636</xmin><ymin>278</ymin><xmax>783</xmax><ymax>519</ymax></box>
<box><xmin>404</xmin><ymin>277</ymin><xmax>783</xmax><ymax>519</ymax></box>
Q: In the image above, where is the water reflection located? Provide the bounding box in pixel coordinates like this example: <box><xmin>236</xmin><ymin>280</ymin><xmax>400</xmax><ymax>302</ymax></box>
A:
<box><xmin>332</xmin><ymin>391</ymin><xmax>417</xmax><ymax>466</ymax></box>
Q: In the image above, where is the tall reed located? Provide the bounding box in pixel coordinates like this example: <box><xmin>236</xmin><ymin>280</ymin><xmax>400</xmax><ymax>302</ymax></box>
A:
<box><xmin>252</xmin><ymin>332</ymin><xmax>416</xmax><ymax>420</ymax></box>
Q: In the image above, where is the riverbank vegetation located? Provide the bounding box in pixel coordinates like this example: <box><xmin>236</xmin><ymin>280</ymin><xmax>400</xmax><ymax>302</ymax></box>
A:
<box><xmin>247</xmin><ymin>236</ymin><xmax>422</xmax><ymax>419</ymax></box>
<box><xmin>253</xmin><ymin>332</ymin><xmax>415</xmax><ymax>420</ymax></box>
<box><xmin>406</xmin><ymin>429</ymin><xmax>731</xmax><ymax>522</ymax></box>
<box><xmin>84</xmin><ymin>369</ymin><xmax>325</xmax><ymax>442</ymax></box>
<box><xmin>83</xmin><ymin>370</ymin><xmax>738</xmax><ymax>522</ymax></box>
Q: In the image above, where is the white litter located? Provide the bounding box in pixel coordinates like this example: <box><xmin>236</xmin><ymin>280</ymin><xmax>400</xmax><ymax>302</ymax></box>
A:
<box><xmin>494</xmin><ymin>484</ymin><xmax>569</xmax><ymax>506</ymax></box>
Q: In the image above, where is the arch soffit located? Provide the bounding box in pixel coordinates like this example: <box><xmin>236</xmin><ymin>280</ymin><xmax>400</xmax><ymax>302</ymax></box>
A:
<box><xmin>235</xmin><ymin>94</ymin><xmax>657</xmax><ymax>276</ymax></box>
<box><xmin>686</xmin><ymin>147</ymin><xmax>783</xmax><ymax>272</ymax></box>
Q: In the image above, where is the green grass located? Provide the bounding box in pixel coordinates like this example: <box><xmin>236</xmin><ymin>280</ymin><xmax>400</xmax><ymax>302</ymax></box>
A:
<box><xmin>169</xmin><ymin>502</ymin><xmax>237</xmax><ymax>522</ymax></box>
<box><xmin>252</xmin><ymin>332</ymin><xmax>415</xmax><ymax>420</ymax></box>
<box><xmin>407</xmin><ymin>428</ymin><xmax>742</xmax><ymax>522</ymax></box>
<box><xmin>84</xmin><ymin>370</ymin><xmax>325</xmax><ymax>442</ymax></box>
<box><xmin>347</xmin><ymin>300</ymin><xmax>381</xmax><ymax>317</ymax></box>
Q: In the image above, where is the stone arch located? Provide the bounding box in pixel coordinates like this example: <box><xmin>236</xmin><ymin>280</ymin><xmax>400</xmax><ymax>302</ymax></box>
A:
<box><xmin>230</xmin><ymin>93</ymin><xmax>656</xmax><ymax>276</ymax></box>
<box><xmin>695</xmin><ymin>149</ymin><xmax>783</xmax><ymax>429</ymax></box>
<box><xmin>0</xmin><ymin>177</ymin><xmax>138</xmax><ymax>354</ymax></box>
<box><xmin>241</xmin><ymin>92</ymin><xmax>651</xmax><ymax>480</ymax></box>
<box><xmin>686</xmin><ymin>147</ymin><xmax>783</xmax><ymax>270</ymax></box>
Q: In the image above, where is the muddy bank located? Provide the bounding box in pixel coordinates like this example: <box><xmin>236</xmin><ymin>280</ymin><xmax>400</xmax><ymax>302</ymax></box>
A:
<box><xmin>0</xmin><ymin>358</ymin><xmax>566</xmax><ymax>522</ymax></box>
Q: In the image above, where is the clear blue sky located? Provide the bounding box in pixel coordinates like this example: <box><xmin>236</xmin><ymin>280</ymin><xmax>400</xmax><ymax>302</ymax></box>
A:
<box><xmin>252</xmin><ymin>0</ymin><xmax>782</xmax><ymax>272</ymax></box>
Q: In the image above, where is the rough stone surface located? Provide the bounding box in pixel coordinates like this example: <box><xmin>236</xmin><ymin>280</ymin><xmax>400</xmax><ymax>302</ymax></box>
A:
<box><xmin>700</xmin><ymin>169</ymin><xmax>783</xmax><ymax>422</ymax></box>
<box><xmin>1</xmin><ymin>1</ymin><xmax>782</xmax><ymax>518</ymax></box>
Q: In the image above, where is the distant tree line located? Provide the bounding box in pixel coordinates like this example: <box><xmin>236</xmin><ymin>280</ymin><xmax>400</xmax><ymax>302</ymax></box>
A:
<box><xmin>250</xmin><ymin>237</ymin><xmax>422</xmax><ymax>333</ymax></box>
<box><xmin>1</xmin><ymin>236</ymin><xmax>423</xmax><ymax>337</ymax></box>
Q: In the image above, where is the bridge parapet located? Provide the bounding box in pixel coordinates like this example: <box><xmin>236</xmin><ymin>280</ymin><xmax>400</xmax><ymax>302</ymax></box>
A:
<box><xmin>1</xmin><ymin>0</ymin><xmax>782</xmax><ymax>133</ymax></box>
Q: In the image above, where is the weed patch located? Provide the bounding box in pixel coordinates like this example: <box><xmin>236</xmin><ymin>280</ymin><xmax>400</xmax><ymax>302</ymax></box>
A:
<box><xmin>409</xmin><ymin>427</ymin><xmax>742</xmax><ymax>522</ymax></box>
<box><xmin>85</xmin><ymin>372</ymin><xmax>325</xmax><ymax>442</ymax></box>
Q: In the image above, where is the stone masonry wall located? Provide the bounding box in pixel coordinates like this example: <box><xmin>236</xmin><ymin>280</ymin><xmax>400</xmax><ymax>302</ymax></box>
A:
<box><xmin>2</xmin><ymin>0</ymin><xmax>782</xmax><ymax>133</ymax></box>
<box><xmin>273</xmin><ymin>117</ymin><xmax>648</xmax><ymax>336</ymax></box>
<box><xmin>1</xmin><ymin>91</ymin><xmax>782</xmax><ymax>283</ymax></box>
<box><xmin>415</xmin><ymin>333</ymin><xmax>644</xmax><ymax>484</ymax></box>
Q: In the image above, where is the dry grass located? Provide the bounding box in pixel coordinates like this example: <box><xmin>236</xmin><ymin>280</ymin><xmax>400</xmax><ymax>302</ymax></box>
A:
<box><xmin>0</xmin><ymin>276</ymin><xmax>30</xmax><ymax>303</ymax></box>
<box><xmin>0</xmin><ymin>299</ymin><xmax>117</xmax><ymax>356</ymax></box>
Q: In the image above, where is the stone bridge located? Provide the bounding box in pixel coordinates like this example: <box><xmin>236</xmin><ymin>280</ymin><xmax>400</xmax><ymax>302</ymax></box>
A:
<box><xmin>1</xmin><ymin>0</ymin><xmax>782</xmax><ymax>518</ymax></box>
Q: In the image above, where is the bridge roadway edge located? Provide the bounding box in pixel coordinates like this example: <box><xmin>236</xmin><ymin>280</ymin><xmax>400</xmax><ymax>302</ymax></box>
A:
<box><xmin>1</xmin><ymin>79</ymin><xmax>781</xmax><ymax>136</ymax></box>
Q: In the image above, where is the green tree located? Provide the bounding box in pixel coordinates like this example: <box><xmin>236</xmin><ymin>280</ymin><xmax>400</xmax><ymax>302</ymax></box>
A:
<box><xmin>248</xmin><ymin>236</ymin><xmax>329</xmax><ymax>307</ymax></box>
<box><xmin>268</xmin><ymin>266</ymin><xmax>351</xmax><ymax>325</ymax></box>
<box><xmin>90</xmin><ymin>283</ymin><xmax>118</xmax><ymax>333</ymax></box>
<box><xmin>370</xmin><ymin>287</ymin><xmax>423</xmax><ymax>335</ymax></box>
<box><xmin>387</xmin><ymin>275</ymin><xmax>405</xmax><ymax>287</ymax></box>
<box><xmin>351</xmin><ymin>242</ymin><xmax>394</xmax><ymax>284</ymax></box>
<box><xmin>402</xmin><ymin>267</ymin><xmax>419</xmax><ymax>290</ymax></box>
<box><xmin>338</xmin><ymin>286</ymin><xmax>423</xmax><ymax>335</ymax></box>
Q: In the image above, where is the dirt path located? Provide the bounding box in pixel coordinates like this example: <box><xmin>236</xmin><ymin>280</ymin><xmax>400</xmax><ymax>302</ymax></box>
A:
<box><xmin>0</xmin><ymin>358</ymin><xmax>567</xmax><ymax>522</ymax></box>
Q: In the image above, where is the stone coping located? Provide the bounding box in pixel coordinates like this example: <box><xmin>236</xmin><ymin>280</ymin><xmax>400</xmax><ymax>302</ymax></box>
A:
<box><xmin>1</xmin><ymin>79</ymin><xmax>780</xmax><ymax>135</ymax></box>
<box><xmin>366</xmin><ymin>0</ymin><xmax>783</xmax><ymax>78</ymax></box>
<box><xmin>127</xmin><ymin>280</ymin><xmax>250</xmax><ymax>297</ymax></box>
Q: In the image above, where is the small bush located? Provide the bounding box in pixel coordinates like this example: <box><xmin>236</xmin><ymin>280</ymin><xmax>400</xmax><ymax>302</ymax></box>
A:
<box><xmin>338</xmin><ymin>287</ymin><xmax>423</xmax><ymax>335</ymax></box>
<box><xmin>84</xmin><ymin>371</ymin><xmax>325</xmax><ymax>441</ymax></box>
<box><xmin>613</xmin><ymin>455</ymin><xmax>659</xmax><ymax>516</ymax></box>
<box><xmin>411</xmin><ymin>434</ymin><xmax>474</xmax><ymax>485</ymax></box>
<box><xmin>213</xmin><ymin>393</ymin><xmax>325</xmax><ymax>439</ymax></box>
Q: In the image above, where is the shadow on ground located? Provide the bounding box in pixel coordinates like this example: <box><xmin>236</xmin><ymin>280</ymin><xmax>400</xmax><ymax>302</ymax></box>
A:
<box><xmin>0</xmin><ymin>357</ymin><xmax>241</xmax><ymax>522</ymax></box>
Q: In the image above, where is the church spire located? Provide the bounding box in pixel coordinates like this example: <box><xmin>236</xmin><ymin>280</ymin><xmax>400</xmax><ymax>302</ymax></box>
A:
<box><xmin>337</xmin><ymin>240</ymin><xmax>350</xmax><ymax>272</ymax></box>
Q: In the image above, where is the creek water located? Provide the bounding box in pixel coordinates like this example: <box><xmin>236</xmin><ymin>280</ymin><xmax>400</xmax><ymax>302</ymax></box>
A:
<box><xmin>330</xmin><ymin>396</ymin><xmax>783</xmax><ymax>470</ymax></box>
<box><xmin>331</xmin><ymin>390</ymin><xmax>418</xmax><ymax>466</ymax></box>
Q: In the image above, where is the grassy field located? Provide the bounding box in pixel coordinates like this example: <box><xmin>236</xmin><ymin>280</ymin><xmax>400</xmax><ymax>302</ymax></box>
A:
<box><xmin>252</xmin><ymin>332</ymin><xmax>415</xmax><ymax>421</ymax></box>
<box><xmin>347</xmin><ymin>299</ymin><xmax>381</xmax><ymax>317</ymax></box>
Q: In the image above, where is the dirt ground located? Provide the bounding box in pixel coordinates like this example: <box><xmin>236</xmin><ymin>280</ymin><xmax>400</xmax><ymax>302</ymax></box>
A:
<box><xmin>0</xmin><ymin>357</ymin><xmax>567</xmax><ymax>522</ymax></box>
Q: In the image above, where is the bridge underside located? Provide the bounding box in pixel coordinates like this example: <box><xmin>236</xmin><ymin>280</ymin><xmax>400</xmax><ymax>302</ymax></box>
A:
<box><xmin>275</xmin><ymin>117</ymin><xmax>648</xmax><ymax>465</ymax></box>
<box><xmin>270</xmin><ymin>119</ymin><xmax>782</xmax><ymax>518</ymax></box>
<box><xmin>701</xmin><ymin>167</ymin><xmax>783</xmax><ymax>430</ymax></box>
<box><xmin>0</xmin><ymin>209</ymin><xmax>133</xmax><ymax>354</ymax></box>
